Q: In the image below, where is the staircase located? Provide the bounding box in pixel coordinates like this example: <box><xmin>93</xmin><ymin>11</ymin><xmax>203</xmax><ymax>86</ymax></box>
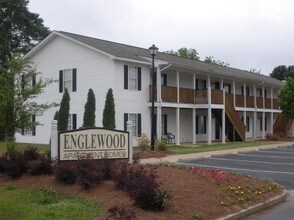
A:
<box><xmin>273</xmin><ymin>113</ymin><xmax>293</xmax><ymax>136</ymax></box>
<box><xmin>213</xmin><ymin>94</ymin><xmax>245</xmax><ymax>141</ymax></box>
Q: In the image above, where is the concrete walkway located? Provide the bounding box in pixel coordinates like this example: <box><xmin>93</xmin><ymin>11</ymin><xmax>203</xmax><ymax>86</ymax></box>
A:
<box><xmin>139</xmin><ymin>142</ymin><xmax>294</xmax><ymax>165</ymax></box>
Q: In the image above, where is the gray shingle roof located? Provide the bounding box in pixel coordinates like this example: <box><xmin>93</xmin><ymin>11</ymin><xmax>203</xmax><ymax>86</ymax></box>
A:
<box><xmin>58</xmin><ymin>31</ymin><xmax>283</xmax><ymax>87</ymax></box>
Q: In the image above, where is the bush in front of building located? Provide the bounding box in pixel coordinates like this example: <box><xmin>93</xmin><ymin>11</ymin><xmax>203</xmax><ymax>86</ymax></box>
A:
<box><xmin>112</xmin><ymin>162</ymin><xmax>170</xmax><ymax>211</ymax></box>
<box><xmin>57</xmin><ymin>88</ymin><xmax>70</xmax><ymax>131</ymax></box>
<box><xmin>137</xmin><ymin>134</ymin><xmax>150</xmax><ymax>151</ymax></box>
<box><xmin>55</xmin><ymin>162</ymin><xmax>77</xmax><ymax>185</ymax></box>
<box><xmin>103</xmin><ymin>88</ymin><xmax>116</xmax><ymax>129</ymax></box>
<box><xmin>83</xmin><ymin>88</ymin><xmax>96</xmax><ymax>128</ymax></box>
<box><xmin>156</xmin><ymin>139</ymin><xmax>167</xmax><ymax>151</ymax></box>
<box><xmin>105</xmin><ymin>205</ymin><xmax>137</xmax><ymax>220</ymax></box>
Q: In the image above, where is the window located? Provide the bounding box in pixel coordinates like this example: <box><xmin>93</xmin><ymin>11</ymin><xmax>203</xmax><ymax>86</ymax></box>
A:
<box><xmin>196</xmin><ymin>115</ymin><xmax>206</xmax><ymax>134</ymax></box>
<box><xmin>223</xmin><ymin>83</ymin><xmax>231</xmax><ymax>94</ymax></box>
<box><xmin>67</xmin><ymin>114</ymin><xmax>77</xmax><ymax>130</ymax></box>
<box><xmin>59</xmin><ymin>68</ymin><xmax>77</xmax><ymax>93</ymax></box>
<box><xmin>21</xmin><ymin>74</ymin><xmax>36</xmax><ymax>91</ymax></box>
<box><xmin>241</xmin><ymin>86</ymin><xmax>250</xmax><ymax>96</ymax></box>
<box><xmin>23</xmin><ymin>115</ymin><xmax>36</xmax><ymax>136</ymax></box>
<box><xmin>124</xmin><ymin>65</ymin><xmax>141</xmax><ymax>90</ymax></box>
<box><xmin>196</xmin><ymin>79</ymin><xmax>207</xmax><ymax>89</ymax></box>
<box><xmin>161</xmin><ymin>74</ymin><xmax>167</xmax><ymax>86</ymax></box>
<box><xmin>124</xmin><ymin>113</ymin><xmax>141</xmax><ymax>137</ymax></box>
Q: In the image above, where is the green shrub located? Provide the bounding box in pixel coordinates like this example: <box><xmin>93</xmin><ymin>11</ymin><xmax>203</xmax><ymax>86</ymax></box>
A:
<box><xmin>136</xmin><ymin>134</ymin><xmax>150</xmax><ymax>151</ymax></box>
<box><xmin>156</xmin><ymin>139</ymin><xmax>167</xmax><ymax>151</ymax></box>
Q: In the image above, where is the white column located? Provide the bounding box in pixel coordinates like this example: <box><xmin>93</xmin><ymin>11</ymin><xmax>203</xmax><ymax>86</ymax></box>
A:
<box><xmin>233</xmin><ymin>80</ymin><xmax>236</xmax><ymax>107</ymax></box>
<box><xmin>222</xmin><ymin>90</ymin><xmax>226</xmax><ymax>143</ymax></box>
<box><xmin>243</xmin><ymin>82</ymin><xmax>246</xmax><ymax>107</ymax></box>
<box><xmin>193</xmin><ymin>73</ymin><xmax>196</xmax><ymax>103</ymax></box>
<box><xmin>207</xmin><ymin>75</ymin><xmax>211</xmax><ymax>89</ymax></box>
<box><xmin>192</xmin><ymin>108</ymin><xmax>196</xmax><ymax>144</ymax></box>
<box><xmin>270</xmin><ymin>112</ymin><xmax>274</xmax><ymax>134</ymax></box>
<box><xmin>156</xmin><ymin>107</ymin><xmax>162</xmax><ymax>139</ymax></box>
<box><xmin>50</xmin><ymin>120</ymin><xmax>58</xmax><ymax>161</ymax></box>
<box><xmin>271</xmin><ymin>87</ymin><xmax>273</xmax><ymax>109</ymax></box>
<box><xmin>262</xmin><ymin>112</ymin><xmax>265</xmax><ymax>139</ymax></box>
<box><xmin>262</xmin><ymin>86</ymin><xmax>265</xmax><ymax>109</ymax></box>
<box><xmin>156</xmin><ymin>67</ymin><xmax>161</xmax><ymax>102</ymax></box>
<box><xmin>176</xmin><ymin>71</ymin><xmax>180</xmax><ymax>103</ymax></box>
<box><xmin>220</xmin><ymin>78</ymin><xmax>224</xmax><ymax>90</ymax></box>
<box><xmin>127</xmin><ymin>121</ymin><xmax>133</xmax><ymax>164</ymax></box>
<box><xmin>176</xmin><ymin>108</ymin><xmax>180</xmax><ymax>145</ymax></box>
<box><xmin>253</xmin><ymin>111</ymin><xmax>257</xmax><ymax>139</ymax></box>
<box><xmin>207</xmin><ymin>87</ymin><xmax>212</xmax><ymax>145</ymax></box>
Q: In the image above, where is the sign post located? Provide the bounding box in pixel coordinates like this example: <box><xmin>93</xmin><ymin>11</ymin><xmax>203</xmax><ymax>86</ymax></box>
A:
<box><xmin>50</xmin><ymin>120</ymin><xmax>58</xmax><ymax>160</ymax></box>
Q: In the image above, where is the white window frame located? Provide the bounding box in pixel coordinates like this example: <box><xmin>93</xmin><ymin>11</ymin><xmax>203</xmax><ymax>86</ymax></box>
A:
<box><xmin>129</xmin><ymin>113</ymin><xmax>138</xmax><ymax>136</ymax></box>
<box><xmin>128</xmin><ymin>66</ymin><xmax>138</xmax><ymax>90</ymax></box>
<box><xmin>24</xmin><ymin>115</ymin><xmax>35</xmax><ymax>136</ymax></box>
<box><xmin>67</xmin><ymin>114</ymin><xmax>73</xmax><ymax>130</ymax></box>
<box><xmin>63</xmin><ymin>69</ymin><xmax>73</xmax><ymax>92</ymax></box>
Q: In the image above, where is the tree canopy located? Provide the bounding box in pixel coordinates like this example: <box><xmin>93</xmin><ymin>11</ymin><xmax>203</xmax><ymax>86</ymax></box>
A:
<box><xmin>164</xmin><ymin>47</ymin><xmax>229</xmax><ymax>67</ymax></box>
<box><xmin>83</xmin><ymin>88</ymin><xmax>96</xmax><ymax>127</ymax></box>
<box><xmin>165</xmin><ymin>48</ymin><xmax>200</xmax><ymax>60</ymax></box>
<box><xmin>0</xmin><ymin>55</ymin><xmax>57</xmax><ymax>140</ymax></box>
<box><xmin>278</xmin><ymin>77</ymin><xmax>294</xmax><ymax>119</ymax></box>
<box><xmin>270</xmin><ymin>65</ymin><xmax>294</xmax><ymax>81</ymax></box>
<box><xmin>0</xmin><ymin>0</ymin><xmax>50</xmax><ymax>65</ymax></box>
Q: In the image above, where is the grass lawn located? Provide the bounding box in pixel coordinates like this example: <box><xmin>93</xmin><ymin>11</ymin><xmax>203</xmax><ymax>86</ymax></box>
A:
<box><xmin>0</xmin><ymin>142</ymin><xmax>49</xmax><ymax>155</ymax></box>
<box><xmin>0</xmin><ymin>185</ymin><xmax>102</xmax><ymax>220</ymax></box>
<box><xmin>134</xmin><ymin>140</ymin><xmax>282</xmax><ymax>154</ymax></box>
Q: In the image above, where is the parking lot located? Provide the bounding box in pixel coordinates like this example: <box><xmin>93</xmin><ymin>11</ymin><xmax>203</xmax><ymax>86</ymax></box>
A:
<box><xmin>175</xmin><ymin>145</ymin><xmax>294</xmax><ymax>219</ymax></box>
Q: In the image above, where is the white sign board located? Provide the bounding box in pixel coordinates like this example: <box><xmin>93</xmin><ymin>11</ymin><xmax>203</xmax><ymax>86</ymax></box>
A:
<box><xmin>58</xmin><ymin>128</ymin><xmax>129</xmax><ymax>161</ymax></box>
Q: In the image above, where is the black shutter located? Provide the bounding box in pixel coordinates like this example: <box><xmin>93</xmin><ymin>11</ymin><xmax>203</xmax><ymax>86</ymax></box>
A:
<box><xmin>204</xmin><ymin>116</ymin><xmax>207</xmax><ymax>134</ymax></box>
<box><xmin>164</xmin><ymin>114</ymin><xmax>167</xmax><ymax>135</ymax></box>
<box><xmin>124</xmin><ymin>65</ymin><xmax>128</xmax><ymax>89</ymax></box>
<box><xmin>21</xmin><ymin>75</ymin><xmax>25</xmax><ymax>91</ymax></box>
<box><xmin>163</xmin><ymin>74</ymin><xmax>167</xmax><ymax>86</ymax></box>
<box><xmin>241</xmin><ymin>86</ymin><xmax>244</xmax><ymax>95</ymax></box>
<box><xmin>204</xmin><ymin>80</ymin><xmax>207</xmax><ymax>89</ymax></box>
<box><xmin>124</xmin><ymin>113</ymin><xmax>128</xmax><ymax>131</ymax></box>
<box><xmin>32</xmin><ymin>115</ymin><xmax>36</xmax><ymax>136</ymax></box>
<box><xmin>138</xmin><ymin>114</ymin><xmax>142</xmax><ymax>137</ymax></box>
<box><xmin>265</xmin><ymin>117</ymin><xmax>267</xmax><ymax>131</ymax></box>
<box><xmin>215</xmin><ymin>81</ymin><xmax>220</xmax><ymax>90</ymax></box>
<box><xmin>72</xmin><ymin>68</ymin><xmax>77</xmax><ymax>92</ymax></box>
<box><xmin>138</xmin><ymin>67</ymin><xmax>141</xmax><ymax>91</ymax></box>
<box><xmin>196</xmin><ymin>115</ymin><xmax>198</xmax><ymax>134</ymax></box>
<box><xmin>32</xmin><ymin>75</ymin><xmax>36</xmax><ymax>86</ymax></box>
<box><xmin>59</xmin><ymin>70</ymin><xmax>63</xmax><ymax>93</ymax></box>
<box><xmin>228</xmin><ymin>84</ymin><xmax>231</xmax><ymax>94</ymax></box>
<box><xmin>72</xmin><ymin>114</ymin><xmax>77</xmax><ymax>130</ymax></box>
<box><xmin>196</xmin><ymin>79</ymin><xmax>198</xmax><ymax>89</ymax></box>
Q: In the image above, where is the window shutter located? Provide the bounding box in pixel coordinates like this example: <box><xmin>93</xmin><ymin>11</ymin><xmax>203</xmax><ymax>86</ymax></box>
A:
<box><xmin>228</xmin><ymin>84</ymin><xmax>231</xmax><ymax>94</ymax></box>
<box><xmin>196</xmin><ymin>115</ymin><xmax>198</xmax><ymax>134</ymax></box>
<box><xmin>72</xmin><ymin>68</ymin><xmax>77</xmax><ymax>92</ymax></box>
<box><xmin>164</xmin><ymin>114</ymin><xmax>167</xmax><ymax>135</ymax></box>
<box><xmin>124</xmin><ymin>65</ymin><xmax>128</xmax><ymax>89</ymax></box>
<box><xmin>204</xmin><ymin>80</ymin><xmax>207</xmax><ymax>90</ymax></box>
<box><xmin>72</xmin><ymin>114</ymin><xmax>77</xmax><ymax>130</ymax></box>
<box><xmin>59</xmin><ymin>70</ymin><xmax>63</xmax><ymax>93</ymax></box>
<box><xmin>195</xmin><ymin>79</ymin><xmax>198</xmax><ymax>89</ymax></box>
<box><xmin>32</xmin><ymin>115</ymin><xmax>36</xmax><ymax>136</ymax></box>
<box><xmin>241</xmin><ymin>86</ymin><xmax>244</xmax><ymax>95</ymax></box>
<box><xmin>204</xmin><ymin>116</ymin><xmax>207</xmax><ymax>134</ymax></box>
<box><xmin>32</xmin><ymin>75</ymin><xmax>36</xmax><ymax>87</ymax></box>
<box><xmin>138</xmin><ymin>67</ymin><xmax>141</xmax><ymax>91</ymax></box>
<box><xmin>21</xmin><ymin>75</ymin><xmax>25</xmax><ymax>91</ymax></box>
<box><xmin>124</xmin><ymin>113</ymin><xmax>128</xmax><ymax>131</ymax></box>
<box><xmin>138</xmin><ymin>114</ymin><xmax>142</xmax><ymax>137</ymax></box>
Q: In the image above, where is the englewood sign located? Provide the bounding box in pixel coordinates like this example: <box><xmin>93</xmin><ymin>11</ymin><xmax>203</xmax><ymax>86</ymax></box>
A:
<box><xmin>58</xmin><ymin>128</ymin><xmax>129</xmax><ymax>161</ymax></box>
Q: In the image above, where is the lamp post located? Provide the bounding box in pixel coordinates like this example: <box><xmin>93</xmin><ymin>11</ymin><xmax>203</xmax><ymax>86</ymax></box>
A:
<box><xmin>149</xmin><ymin>44</ymin><xmax>158</xmax><ymax>150</ymax></box>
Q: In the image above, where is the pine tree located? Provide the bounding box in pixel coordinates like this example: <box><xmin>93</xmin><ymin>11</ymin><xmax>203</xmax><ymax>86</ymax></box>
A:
<box><xmin>53</xmin><ymin>111</ymin><xmax>59</xmax><ymax>121</ymax></box>
<box><xmin>83</xmin><ymin>88</ymin><xmax>96</xmax><ymax>127</ymax></box>
<box><xmin>57</xmin><ymin>88</ymin><xmax>70</xmax><ymax>131</ymax></box>
<box><xmin>103</xmin><ymin>88</ymin><xmax>116</xmax><ymax>129</ymax></box>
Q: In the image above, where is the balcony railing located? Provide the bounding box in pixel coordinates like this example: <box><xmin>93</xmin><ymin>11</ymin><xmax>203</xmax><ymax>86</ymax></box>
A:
<box><xmin>150</xmin><ymin>86</ymin><xmax>279</xmax><ymax>109</ymax></box>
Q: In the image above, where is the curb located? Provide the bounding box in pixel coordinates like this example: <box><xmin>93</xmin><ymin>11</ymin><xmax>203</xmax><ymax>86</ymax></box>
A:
<box><xmin>217</xmin><ymin>189</ymin><xmax>288</xmax><ymax>220</ymax></box>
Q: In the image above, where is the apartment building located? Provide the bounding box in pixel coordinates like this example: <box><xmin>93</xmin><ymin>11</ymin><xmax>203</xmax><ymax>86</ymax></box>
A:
<box><xmin>16</xmin><ymin>31</ymin><xmax>283</xmax><ymax>145</ymax></box>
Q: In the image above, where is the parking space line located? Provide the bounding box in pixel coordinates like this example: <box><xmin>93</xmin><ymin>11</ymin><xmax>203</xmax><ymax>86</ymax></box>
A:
<box><xmin>209</xmin><ymin>157</ymin><xmax>294</xmax><ymax>166</ymax></box>
<box><xmin>175</xmin><ymin>162</ymin><xmax>294</xmax><ymax>175</ymax></box>
<box><xmin>258</xmin><ymin>150</ymin><xmax>294</xmax><ymax>155</ymax></box>
<box><xmin>237</xmin><ymin>154</ymin><xmax>294</xmax><ymax>159</ymax></box>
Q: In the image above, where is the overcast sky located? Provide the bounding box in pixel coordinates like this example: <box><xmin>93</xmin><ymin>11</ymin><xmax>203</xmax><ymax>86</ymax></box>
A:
<box><xmin>28</xmin><ymin>0</ymin><xmax>294</xmax><ymax>75</ymax></box>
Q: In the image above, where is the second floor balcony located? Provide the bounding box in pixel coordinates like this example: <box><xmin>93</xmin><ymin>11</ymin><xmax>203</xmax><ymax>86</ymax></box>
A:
<box><xmin>150</xmin><ymin>86</ymin><xmax>279</xmax><ymax>109</ymax></box>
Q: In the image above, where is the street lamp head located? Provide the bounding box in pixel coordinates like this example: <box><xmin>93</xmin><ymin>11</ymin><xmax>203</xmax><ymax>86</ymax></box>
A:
<box><xmin>148</xmin><ymin>44</ymin><xmax>158</xmax><ymax>56</ymax></box>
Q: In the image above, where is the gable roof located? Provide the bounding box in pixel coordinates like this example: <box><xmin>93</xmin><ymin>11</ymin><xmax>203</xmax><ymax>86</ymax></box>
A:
<box><xmin>26</xmin><ymin>31</ymin><xmax>284</xmax><ymax>87</ymax></box>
